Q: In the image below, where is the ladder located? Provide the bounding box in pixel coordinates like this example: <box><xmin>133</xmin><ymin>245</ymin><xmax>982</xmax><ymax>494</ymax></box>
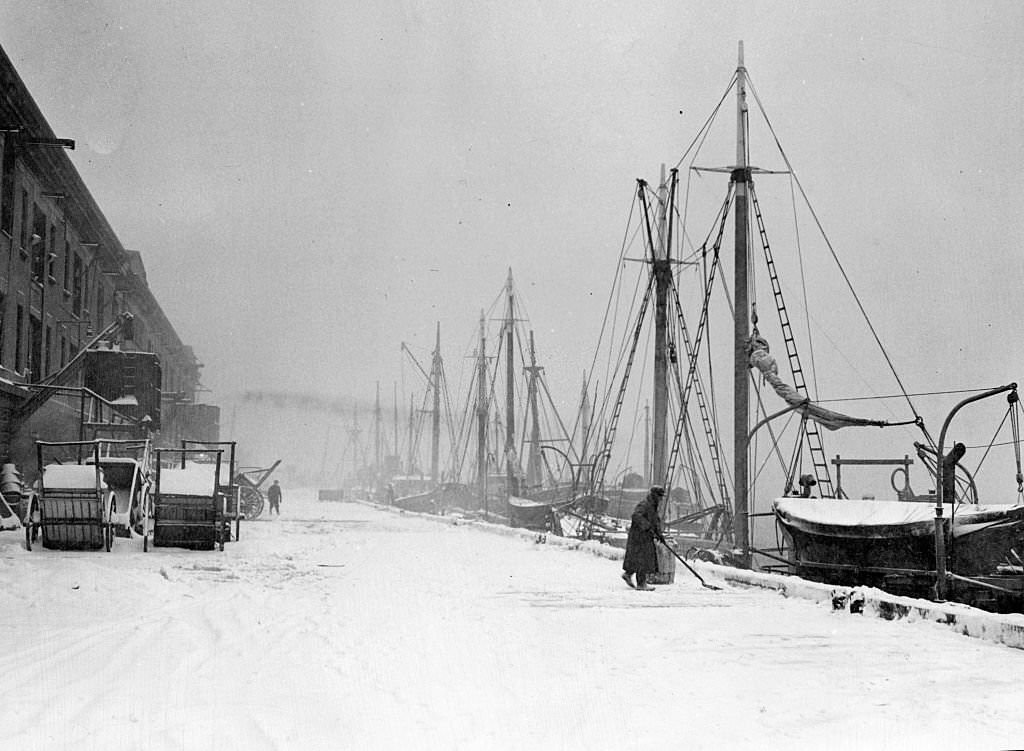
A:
<box><xmin>664</xmin><ymin>186</ymin><xmax>735</xmax><ymax>500</ymax></box>
<box><xmin>670</xmin><ymin>285</ymin><xmax>730</xmax><ymax>509</ymax></box>
<box><xmin>750</xmin><ymin>186</ymin><xmax>834</xmax><ymax>496</ymax></box>
<box><xmin>594</xmin><ymin>275</ymin><xmax>655</xmax><ymax>491</ymax></box>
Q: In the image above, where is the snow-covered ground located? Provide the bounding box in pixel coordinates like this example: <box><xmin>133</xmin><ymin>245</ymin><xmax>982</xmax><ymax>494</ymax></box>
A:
<box><xmin>2</xmin><ymin>490</ymin><xmax>1024</xmax><ymax>750</ymax></box>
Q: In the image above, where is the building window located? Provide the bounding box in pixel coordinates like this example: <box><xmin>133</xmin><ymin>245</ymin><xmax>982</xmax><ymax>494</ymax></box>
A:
<box><xmin>0</xmin><ymin>291</ymin><xmax>5</xmax><ymax>368</ymax></box>
<box><xmin>1</xmin><ymin>137</ymin><xmax>14</xmax><ymax>235</ymax></box>
<box><xmin>60</xmin><ymin>333</ymin><xmax>67</xmax><ymax>368</ymax></box>
<box><xmin>14</xmin><ymin>304</ymin><xmax>24</xmax><ymax>373</ymax></box>
<box><xmin>29</xmin><ymin>314</ymin><xmax>41</xmax><ymax>382</ymax></box>
<box><xmin>44</xmin><ymin>324</ymin><xmax>52</xmax><ymax>376</ymax></box>
<box><xmin>31</xmin><ymin>205</ymin><xmax>46</xmax><ymax>282</ymax></box>
<box><xmin>47</xmin><ymin>223</ymin><xmax>57</xmax><ymax>281</ymax></box>
<box><xmin>96</xmin><ymin>282</ymin><xmax>104</xmax><ymax>329</ymax></box>
<box><xmin>72</xmin><ymin>253</ymin><xmax>83</xmax><ymax>316</ymax></box>
<box><xmin>19</xmin><ymin>189</ymin><xmax>29</xmax><ymax>252</ymax></box>
<box><xmin>63</xmin><ymin>239</ymin><xmax>71</xmax><ymax>292</ymax></box>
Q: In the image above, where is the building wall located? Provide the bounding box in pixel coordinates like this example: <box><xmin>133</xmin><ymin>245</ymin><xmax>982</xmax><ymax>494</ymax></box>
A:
<box><xmin>0</xmin><ymin>43</ymin><xmax>217</xmax><ymax>465</ymax></box>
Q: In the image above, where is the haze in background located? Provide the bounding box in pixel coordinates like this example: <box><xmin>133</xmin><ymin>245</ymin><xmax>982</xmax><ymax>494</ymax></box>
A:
<box><xmin>2</xmin><ymin>3</ymin><xmax>1022</xmax><ymax>479</ymax></box>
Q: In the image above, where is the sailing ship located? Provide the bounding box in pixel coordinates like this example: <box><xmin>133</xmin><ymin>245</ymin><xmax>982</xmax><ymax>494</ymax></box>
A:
<box><xmin>472</xmin><ymin>270</ymin><xmax>577</xmax><ymax>528</ymax></box>
<box><xmin>591</xmin><ymin>42</ymin><xmax>1024</xmax><ymax>610</ymax></box>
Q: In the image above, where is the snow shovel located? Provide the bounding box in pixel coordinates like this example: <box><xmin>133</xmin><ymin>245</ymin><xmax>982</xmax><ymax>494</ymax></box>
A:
<box><xmin>657</xmin><ymin>537</ymin><xmax>722</xmax><ymax>591</ymax></box>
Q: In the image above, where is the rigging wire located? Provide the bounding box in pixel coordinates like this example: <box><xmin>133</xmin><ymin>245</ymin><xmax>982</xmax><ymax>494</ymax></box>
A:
<box><xmin>672</xmin><ymin>72</ymin><xmax>739</xmax><ymax>174</ymax></box>
<box><xmin>789</xmin><ymin>174</ymin><xmax>820</xmax><ymax>401</ymax></box>
<box><xmin>818</xmin><ymin>387</ymin><xmax>1007</xmax><ymax>403</ymax></box>
<box><xmin>970</xmin><ymin>405</ymin><xmax>1011</xmax><ymax>481</ymax></box>
<box><xmin>745</xmin><ymin>74</ymin><xmax>925</xmax><ymax>438</ymax></box>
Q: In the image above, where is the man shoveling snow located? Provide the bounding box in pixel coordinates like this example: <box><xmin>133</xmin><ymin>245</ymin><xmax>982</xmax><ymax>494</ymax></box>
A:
<box><xmin>621</xmin><ymin>485</ymin><xmax>664</xmax><ymax>591</ymax></box>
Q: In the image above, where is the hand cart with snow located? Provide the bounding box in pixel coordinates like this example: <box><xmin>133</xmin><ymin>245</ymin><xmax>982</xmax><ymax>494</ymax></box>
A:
<box><xmin>181</xmin><ymin>440</ymin><xmax>241</xmax><ymax>541</ymax></box>
<box><xmin>88</xmin><ymin>439</ymin><xmax>154</xmax><ymax>544</ymax></box>
<box><xmin>24</xmin><ymin>440</ymin><xmax>116</xmax><ymax>552</ymax></box>
<box><xmin>234</xmin><ymin>459</ymin><xmax>281</xmax><ymax>520</ymax></box>
<box><xmin>150</xmin><ymin>448</ymin><xmax>225</xmax><ymax>552</ymax></box>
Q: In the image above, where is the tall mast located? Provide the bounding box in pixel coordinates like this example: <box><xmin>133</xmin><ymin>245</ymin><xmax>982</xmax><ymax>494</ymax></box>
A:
<box><xmin>505</xmin><ymin>269</ymin><xmax>517</xmax><ymax>498</ymax></box>
<box><xmin>476</xmin><ymin>311</ymin><xmax>488</xmax><ymax>507</ymax></box>
<box><xmin>374</xmin><ymin>381</ymin><xmax>382</xmax><ymax>483</ymax></box>
<box><xmin>392</xmin><ymin>381</ymin><xmax>399</xmax><ymax>470</ymax></box>
<box><xmin>644</xmin><ymin>401</ymin><xmax>650</xmax><ymax>484</ymax></box>
<box><xmin>652</xmin><ymin>165</ymin><xmax>671</xmax><ymax>488</ymax></box>
<box><xmin>524</xmin><ymin>330</ymin><xmax>543</xmax><ymax>490</ymax></box>
<box><xmin>407</xmin><ymin>392</ymin><xmax>416</xmax><ymax>475</ymax></box>
<box><xmin>430</xmin><ymin>322</ymin><xmax>442</xmax><ymax>483</ymax></box>
<box><xmin>732</xmin><ymin>41</ymin><xmax>751</xmax><ymax>557</ymax></box>
<box><xmin>580</xmin><ymin>373</ymin><xmax>592</xmax><ymax>461</ymax></box>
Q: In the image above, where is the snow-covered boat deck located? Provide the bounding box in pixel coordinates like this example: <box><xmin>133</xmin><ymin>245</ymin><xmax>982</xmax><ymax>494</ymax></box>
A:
<box><xmin>2</xmin><ymin>489</ymin><xmax>1024</xmax><ymax>749</ymax></box>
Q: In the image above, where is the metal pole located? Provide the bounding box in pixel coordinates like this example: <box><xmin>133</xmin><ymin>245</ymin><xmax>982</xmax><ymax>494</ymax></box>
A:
<box><xmin>476</xmin><ymin>312</ymin><xmax>487</xmax><ymax>510</ymax></box>
<box><xmin>933</xmin><ymin>382</ymin><xmax>1016</xmax><ymax>600</ymax></box>
<box><xmin>431</xmin><ymin>322</ymin><xmax>441</xmax><ymax>483</ymax></box>
<box><xmin>733</xmin><ymin>41</ymin><xmax>751</xmax><ymax>560</ymax></box>
<box><xmin>652</xmin><ymin>168</ymin><xmax>669</xmax><ymax>489</ymax></box>
<box><xmin>505</xmin><ymin>269</ymin><xmax>517</xmax><ymax>499</ymax></box>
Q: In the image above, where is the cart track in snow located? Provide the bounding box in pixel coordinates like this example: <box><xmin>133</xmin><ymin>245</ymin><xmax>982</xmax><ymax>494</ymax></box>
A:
<box><xmin>3</xmin><ymin>495</ymin><xmax>1024</xmax><ymax>750</ymax></box>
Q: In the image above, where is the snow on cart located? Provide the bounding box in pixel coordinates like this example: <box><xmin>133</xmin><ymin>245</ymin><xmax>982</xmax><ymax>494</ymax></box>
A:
<box><xmin>24</xmin><ymin>440</ymin><xmax>117</xmax><ymax>552</ymax></box>
<box><xmin>150</xmin><ymin>448</ymin><xmax>226</xmax><ymax>552</ymax></box>
<box><xmin>87</xmin><ymin>439</ymin><xmax>154</xmax><ymax>542</ymax></box>
<box><xmin>181</xmin><ymin>440</ymin><xmax>242</xmax><ymax>541</ymax></box>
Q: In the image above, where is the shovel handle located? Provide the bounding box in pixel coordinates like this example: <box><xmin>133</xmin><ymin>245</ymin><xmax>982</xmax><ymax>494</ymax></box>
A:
<box><xmin>658</xmin><ymin>538</ymin><xmax>721</xmax><ymax>590</ymax></box>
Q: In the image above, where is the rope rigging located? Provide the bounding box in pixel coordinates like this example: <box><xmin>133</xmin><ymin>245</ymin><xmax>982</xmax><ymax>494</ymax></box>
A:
<box><xmin>744</xmin><ymin>73</ymin><xmax>925</xmax><ymax>438</ymax></box>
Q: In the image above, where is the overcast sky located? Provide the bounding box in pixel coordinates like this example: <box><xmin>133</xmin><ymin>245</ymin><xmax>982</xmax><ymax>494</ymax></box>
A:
<box><xmin>3</xmin><ymin>2</ymin><xmax>1023</xmax><ymax>484</ymax></box>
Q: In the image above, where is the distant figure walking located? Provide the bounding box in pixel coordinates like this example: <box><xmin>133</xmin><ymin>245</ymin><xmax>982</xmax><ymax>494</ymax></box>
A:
<box><xmin>268</xmin><ymin>480</ymin><xmax>282</xmax><ymax>516</ymax></box>
<box><xmin>622</xmin><ymin>485</ymin><xmax>665</xmax><ymax>591</ymax></box>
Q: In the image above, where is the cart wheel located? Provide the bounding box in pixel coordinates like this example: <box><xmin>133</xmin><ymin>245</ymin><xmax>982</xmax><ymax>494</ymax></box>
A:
<box><xmin>130</xmin><ymin>496</ymin><xmax>143</xmax><ymax>537</ymax></box>
<box><xmin>24</xmin><ymin>496</ymin><xmax>38</xmax><ymax>551</ymax></box>
<box><xmin>239</xmin><ymin>486</ymin><xmax>264</xmax><ymax>520</ymax></box>
<box><xmin>105</xmin><ymin>493</ymin><xmax>114</xmax><ymax>552</ymax></box>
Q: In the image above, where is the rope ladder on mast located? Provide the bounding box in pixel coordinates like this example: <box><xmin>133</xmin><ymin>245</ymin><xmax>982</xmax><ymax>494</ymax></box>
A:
<box><xmin>669</xmin><ymin>285</ymin><xmax>731</xmax><ymax>510</ymax></box>
<box><xmin>749</xmin><ymin>184</ymin><xmax>834</xmax><ymax>496</ymax></box>
<box><xmin>663</xmin><ymin>185</ymin><xmax>735</xmax><ymax>510</ymax></box>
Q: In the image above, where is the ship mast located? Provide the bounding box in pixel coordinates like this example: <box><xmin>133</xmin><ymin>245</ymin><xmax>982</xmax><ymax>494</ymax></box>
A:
<box><xmin>430</xmin><ymin>322</ymin><xmax>442</xmax><ymax>483</ymax></box>
<box><xmin>504</xmin><ymin>269</ymin><xmax>518</xmax><ymax>498</ymax></box>
<box><xmin>732</xmin><ymin>41</ymin><xmax>751</xmax><ymax>557</ymax></box>
<box><xmin>476</xmin><ymin>311</ymin><xmax>488</xmax><ymax>509</ymax></box>
<box><xmin>644</xmin><ymin>402</ymin><xmax>650</xmax><ymax>484</ymax></box>
<box><xmin>524</xmin><ymin>330</ymin><xmax>543</xmax><ymax>490</ymax></box>
<box><xmin>374</xmin><ymin>381</ymin><xmax>382</xmax><ymax>485</ymax></box>
<box><xmin>652</xmin><ymin>165</ymin><xmax>670</xmax><ymax>491</ymax></box>
<box><xmin>392</xmin><ymin>381</ymin><xmax>399</xmax><ymax>472</ymax></box>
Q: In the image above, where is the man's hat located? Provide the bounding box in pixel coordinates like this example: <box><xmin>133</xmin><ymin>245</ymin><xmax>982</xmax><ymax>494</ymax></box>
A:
<box><xmin>650</xmin><ymin>485</ymin><xmax>665</xmax><ymax>496</ymax></box>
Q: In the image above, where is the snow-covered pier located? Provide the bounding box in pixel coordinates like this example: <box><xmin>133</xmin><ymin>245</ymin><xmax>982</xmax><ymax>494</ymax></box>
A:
<box><xmin>3</xmin><ymin>492</ymin><xmax>1024</xmax><ymax>750</ymax></box>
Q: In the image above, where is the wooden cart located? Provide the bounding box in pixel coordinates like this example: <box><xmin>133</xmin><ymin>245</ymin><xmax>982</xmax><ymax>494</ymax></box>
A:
<box><xmin>88</xmin><ymin>439</ymin><xmax>153</xmax><ymax>544</ymax></box>
<box><xmin>235</xmin><ymin>460</ymin><xmax>281</xmax><ymax>520</ymax></box>
<box><xmin>181</xmin><ymin>440</ymin><xmax>240</xmax><ymax>541</ymax></box>
<box><xmin>24</xmin><ymin>440</ymin><xmax>115</xmax><ymax>552</ymax></box>
<box><xmin>150</xmin><ymin>448</ymin><xmax>225</xmax><ymax>552</ymax></box>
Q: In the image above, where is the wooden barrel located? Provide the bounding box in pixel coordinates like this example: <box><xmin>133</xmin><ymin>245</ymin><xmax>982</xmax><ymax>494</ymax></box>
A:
<box><xmin>648</xmin><ymin>544</ymin><xmax>677</xmax><ymax>585</ymax></box>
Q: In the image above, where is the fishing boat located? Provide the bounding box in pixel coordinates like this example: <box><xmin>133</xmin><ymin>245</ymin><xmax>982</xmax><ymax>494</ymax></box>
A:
<box><xmin>461</xmin><ymin>270</ymin><xmax>577</xmax><ymax>528</ymax></box>
<box><xmin>593</xmin><ymin>42</ymin><xmax>1024</xmax><ymax>610</ymax></box>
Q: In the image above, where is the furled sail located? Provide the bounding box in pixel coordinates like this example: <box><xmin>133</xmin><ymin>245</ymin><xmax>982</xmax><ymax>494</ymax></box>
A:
<box><xmin>748</xmin><ymin>333</ymin><xmax>888</xmax><ymax>431</ymax></box>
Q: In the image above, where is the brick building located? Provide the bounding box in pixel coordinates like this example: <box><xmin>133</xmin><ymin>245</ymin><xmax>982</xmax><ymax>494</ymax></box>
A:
<box><xmin>0</xmin><ymin>42</ymin><xmax>217</xmax><ymax>475</ymax></box>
